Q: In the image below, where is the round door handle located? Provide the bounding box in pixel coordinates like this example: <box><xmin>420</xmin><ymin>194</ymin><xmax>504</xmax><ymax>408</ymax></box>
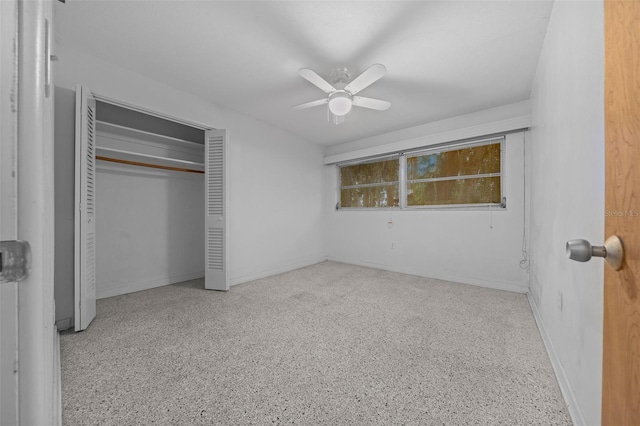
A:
<box><xmin>566</xmin><ymin>235</ymin><xmax>624</xmax><ymax>270</ymax></box>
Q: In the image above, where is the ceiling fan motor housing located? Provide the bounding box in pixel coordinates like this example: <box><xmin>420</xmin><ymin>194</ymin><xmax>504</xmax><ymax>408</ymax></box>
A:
<box><xmin>329</xmin><ymin>68</ymin><xmax>351</xmax><ymax>87</ymax></box>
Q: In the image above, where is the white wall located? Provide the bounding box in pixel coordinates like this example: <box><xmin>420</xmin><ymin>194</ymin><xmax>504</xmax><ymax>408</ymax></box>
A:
<box><xmin>324</xmin><ymin>128</ymin><xmax>530</xmax><ymax>293</ymax></box>
<box><xmin>528</xmin><ymin>1</ymin><xmax>604</xmax><ymax>425</ymax></box>
<box><xmin>53</xmin><ymin>43</ymin><xmax>326</xmax><ymax>292</ymax></box>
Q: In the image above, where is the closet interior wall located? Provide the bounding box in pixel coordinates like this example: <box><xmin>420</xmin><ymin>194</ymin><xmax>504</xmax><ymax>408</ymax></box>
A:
<box><xmin>53</xmin><ymin>86</ymin><xmax>206</xmax><ymax>330</ymax></box>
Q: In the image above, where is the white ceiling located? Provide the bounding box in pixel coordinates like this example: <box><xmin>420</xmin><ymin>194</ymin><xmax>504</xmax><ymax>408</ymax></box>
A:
<box><xmin>54</xmin><ymin>0</ymin><xmax>553</xmax><ymax>146</ymax></box>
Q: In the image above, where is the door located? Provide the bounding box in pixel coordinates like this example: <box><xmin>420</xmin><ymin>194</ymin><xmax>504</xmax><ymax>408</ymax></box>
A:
<box><xmin>602</xmin><ymin>1</ymin><xmax>640</xmax><ymax>424</ymax></box>
<box><xmin>1</xmin><ymin>0</ymin><xmax>58</xmax><ymax>424</ymax></box>
<box><xmin>74</xmin><ymin>85</ymin><xmax>97</xmax><ymax>330</ymax></box>
<box><xmin>204</xmin><ymin>129</ymin><xmax>229</xmax><ymax>291</ymax></box>
<box><xmin>1</xmin><ymin>0</ymin><xmax>20</xmax><ymax>422</ymax></box>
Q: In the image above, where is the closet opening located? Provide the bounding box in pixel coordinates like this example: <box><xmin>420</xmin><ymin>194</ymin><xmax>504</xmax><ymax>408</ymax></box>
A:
<box><xmin>54</xmin><ymin>85</ymin><xmax>228</xmax><ymax>332</ymax></box>
<box><xmin>92</xmin><ymin>99</ymin><xmax>207</xmax><ymax>302</ymax></box>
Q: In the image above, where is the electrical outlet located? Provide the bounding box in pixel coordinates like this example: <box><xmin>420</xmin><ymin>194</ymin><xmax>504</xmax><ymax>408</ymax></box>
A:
<box><xmin>558</xmin><ymin>292</ymin><xmax>563</xmax><ymax>312</ymax></box>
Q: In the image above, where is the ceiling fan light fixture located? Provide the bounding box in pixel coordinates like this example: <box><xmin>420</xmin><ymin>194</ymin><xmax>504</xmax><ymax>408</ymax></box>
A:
<box><xmin>328</xmin><ymin>92</ymin><xmax>352</xmax><ymax>116</ymax></box>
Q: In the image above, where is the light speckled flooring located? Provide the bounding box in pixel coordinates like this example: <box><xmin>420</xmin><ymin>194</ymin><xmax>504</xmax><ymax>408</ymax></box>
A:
<box><xmin>60</xmin><ymin>261</ymin><xmax>571</xmax><ymax>425</ymax></box>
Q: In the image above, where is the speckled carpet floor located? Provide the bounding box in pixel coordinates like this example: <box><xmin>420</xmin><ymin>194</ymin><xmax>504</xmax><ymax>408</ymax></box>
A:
<box><xmin>60</xmin><ymin>261</ymin><xmax>572</xmax><ymax>425</ymax></box>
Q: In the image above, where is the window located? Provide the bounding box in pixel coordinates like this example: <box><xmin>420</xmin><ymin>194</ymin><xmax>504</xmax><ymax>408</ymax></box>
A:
<box><xmin>339</xmin><ymin>157</ymin><xmax>399</xmax><ymax>208</ymax></box>
<box><xmin>406</xmin><ymin>141</ymin><xmax>502</xmax><ymax>207</ymax></box>
<box><xmin>337</xmin><ymin>137</ymin><xmax>503</xmax><ymax>209</ymax></box>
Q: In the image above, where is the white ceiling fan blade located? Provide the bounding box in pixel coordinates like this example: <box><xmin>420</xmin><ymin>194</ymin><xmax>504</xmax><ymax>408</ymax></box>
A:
<box><xmin>291</xmin><ymin>98</ymin><xmax>329</xmax><ymax>110</ymax></box>
<box><xmin>298</xmin><ymin>69</ymin><xmax>336</xmax><ymax>94</ymax></box>
<box><xmin>352</xmin><ymin>96</ymin><xmax>391</xmax><ymax>111</ymax></box>
<box><xmin>344</xmin><ymin>64</ymin><xmax>387</xmax><ymax>95</ymax></box>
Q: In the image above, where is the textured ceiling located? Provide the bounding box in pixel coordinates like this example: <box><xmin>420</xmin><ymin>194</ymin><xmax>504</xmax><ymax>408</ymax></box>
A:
<box><xmin>54</xmin><ymin>1</ymin><xmax>553</xmax><ymax>146</ymax></box>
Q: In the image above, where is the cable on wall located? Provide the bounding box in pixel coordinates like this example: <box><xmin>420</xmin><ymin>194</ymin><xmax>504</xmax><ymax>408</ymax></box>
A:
<box><xmin>520</xmin><ymin>131</ymin><xmax>530</xmax><ymax>271</ymax></box>
<box><xmin>489</xmin><ymin>191</ymin><xmax>494</xmax><ymax>229</ymax></box>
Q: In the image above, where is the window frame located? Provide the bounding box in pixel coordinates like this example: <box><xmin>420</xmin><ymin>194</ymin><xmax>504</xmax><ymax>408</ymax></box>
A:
<box><xmin>336</xmin><ymin>137</ymin><xmax>506</xmax><ymax>211</ymax></box>
<box><xmin>337</xmin><ymin>154</ymin><xmax>401</xmax><ymax>210</ymax></box>
<box><xmin>403</xmin><ymin>138</ymin><xmax>505</xmax><ymax>210</ymax></box>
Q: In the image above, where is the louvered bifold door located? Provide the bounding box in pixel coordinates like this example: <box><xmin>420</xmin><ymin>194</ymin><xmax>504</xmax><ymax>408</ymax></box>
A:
<box><xmin>74</xmin><ymin>85</ymin><xmax>97</xmax><ymax>331</ymax></box>
<box><xmin>204</xmin><ymin>129</ymin><xmax>229</xmax><ymax>291</ymax></box>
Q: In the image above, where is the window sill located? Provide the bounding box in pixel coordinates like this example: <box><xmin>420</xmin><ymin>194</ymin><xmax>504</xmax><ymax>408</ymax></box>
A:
<box><xmin>337</xmin><ymin>204</ymin><xmax>507</xmax><ymax>212</ymax></box>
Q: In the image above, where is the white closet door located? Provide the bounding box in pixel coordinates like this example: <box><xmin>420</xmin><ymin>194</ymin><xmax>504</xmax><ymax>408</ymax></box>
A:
<box><xmin>204</xmin><ymin>129</ymin><xmax>229</xmax><ymax>291</ymax></box>
<box><xmin>74</xmin><ymin>85</ymin><xmax>97</xmax><ymax>330</ymax></box>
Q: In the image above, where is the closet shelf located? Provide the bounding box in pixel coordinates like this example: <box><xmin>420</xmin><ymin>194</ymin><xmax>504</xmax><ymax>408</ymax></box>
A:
<box><xmin>96</xmin><ymin>147</ymin><xmax>205</xmax><ymax>174</ymax></box>
<box><xmin>96</xmin><ymin>120</ymin><xmax>205</xmax><ymax>149</ymax></box>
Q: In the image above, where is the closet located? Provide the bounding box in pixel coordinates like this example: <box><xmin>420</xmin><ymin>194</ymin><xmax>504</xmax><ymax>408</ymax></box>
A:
<box><xmin>95</xmin><ymin>104</ymin><xmax>205</xmax><ymax>299</ymax></box>
<box><xmin>72</xmin><ymin>85</ymin><xmax>228</xmax><ymax>331</ymax></box>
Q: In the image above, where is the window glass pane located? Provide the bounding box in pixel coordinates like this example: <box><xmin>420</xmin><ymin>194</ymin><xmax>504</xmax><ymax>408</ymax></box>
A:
<box><xmin>407</xmin><ymin>176</ymin><xmax>501</xmax><ymax>206</ymax></box>
<box><xmin>341</xmin><ymin>184</ymin><xmax>399</xmax><ymax>208</ymax></box>
<box><xmin>407</xmin><ymin>143</ymin><xmax>500</xmax><ymax>180</ymax></box>
<box><xmin>340</xmin><ymin>159</ymin><xmax>399</xmax><ymax>186</ymax></box>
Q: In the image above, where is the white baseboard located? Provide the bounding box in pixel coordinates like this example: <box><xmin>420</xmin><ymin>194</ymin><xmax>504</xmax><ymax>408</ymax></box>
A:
<box><xmin>527</xmin><ymin>293</ymin><xmax>586</xmax><ymax>426</ymax></box>
<box><xmin>55</xmin><ymin>317</ymin><xmax>73</xmax><ymax>332</ymax></box>
<box><xmin>327</xmin><ymin>256</ymin><xmax>529</xmax><ymax>294</ymax></box>
<box><xmin>230</xmin><ymin>256</ymin><xmax>328</xmax><ymax>286</ymax></box>
<box><xmin>97</xmin><ymin>271</ymin><xmax>205</xmax><ymax>299</ymax></box>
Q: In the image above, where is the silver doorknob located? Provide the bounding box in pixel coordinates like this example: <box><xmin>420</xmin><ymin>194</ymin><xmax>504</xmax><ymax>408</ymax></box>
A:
<box><xmin>566</xmin><ymin>235</ymin><xmax>624</xmax><ymax>270</ymax></box>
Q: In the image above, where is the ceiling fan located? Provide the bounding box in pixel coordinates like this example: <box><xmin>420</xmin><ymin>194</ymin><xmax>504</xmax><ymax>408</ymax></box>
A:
<box><xmin>291</xmin><ymin>64</ymin><xmax>391</xmax><ymax>125</ymax></box>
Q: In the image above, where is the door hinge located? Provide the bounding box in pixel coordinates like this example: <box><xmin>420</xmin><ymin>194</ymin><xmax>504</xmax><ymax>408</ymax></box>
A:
<box><xmin>0</xmin><ymin>240</ymin><xmax>31</xmax><ymax>283</ymax></box>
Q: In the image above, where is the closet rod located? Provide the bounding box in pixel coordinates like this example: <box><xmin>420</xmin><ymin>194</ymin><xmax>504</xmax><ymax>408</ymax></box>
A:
<box><xmin>96</xmin><ymin>156</ymin><xmax>205</xmax><ymax>174</ymax></box>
